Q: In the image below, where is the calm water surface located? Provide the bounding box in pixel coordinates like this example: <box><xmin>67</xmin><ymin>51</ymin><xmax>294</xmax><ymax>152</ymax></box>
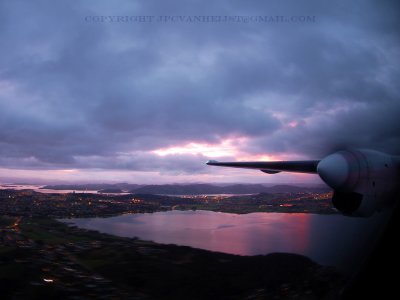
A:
<box><xmin>0</xmin><ymin>184</ymin><xmax>123</xmax><ymax>194</ymax></box>
<box><xmin>62</xmin><ymin>210</ymin><xmax>387</xmax><ymax>271</ymax></box>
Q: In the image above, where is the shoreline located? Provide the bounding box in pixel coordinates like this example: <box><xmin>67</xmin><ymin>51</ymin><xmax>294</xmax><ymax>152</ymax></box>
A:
<box><xmin>0</xmin><ymin>216</ymin><xmax>345</xmax><ymax>299</ymax></box>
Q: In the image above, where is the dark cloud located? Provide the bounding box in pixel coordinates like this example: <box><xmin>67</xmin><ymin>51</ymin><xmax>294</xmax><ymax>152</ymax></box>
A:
<box><xmin>0</xmin><ymin>0</ymin><xmax>399</xmax><ymax>178</ymax></box>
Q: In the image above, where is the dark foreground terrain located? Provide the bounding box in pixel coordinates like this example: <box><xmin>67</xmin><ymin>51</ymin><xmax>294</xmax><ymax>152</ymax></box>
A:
<box><xmin>0</xmin><ymin>217</ymin><xmax>345</xmax><ymax>299</ymax></box>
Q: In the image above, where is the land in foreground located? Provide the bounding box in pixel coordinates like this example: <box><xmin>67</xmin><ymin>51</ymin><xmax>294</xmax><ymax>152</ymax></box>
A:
<box><xmin>0</xmin><ymin>187</ymin><xmax>344</xmax><ymax>299</ymax></box>
<box><xmin>0</xmin><ymin>217</ymin><xmax>344</xmax><ymax>299</ymax></box>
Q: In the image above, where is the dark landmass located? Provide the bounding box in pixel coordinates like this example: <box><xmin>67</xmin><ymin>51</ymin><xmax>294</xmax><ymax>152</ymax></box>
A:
<box><xmin>97</xmin><ymin>188</ymin><xmax>124</xmax><ymax>193</ymax></box>
<box><xmin>41</xmin><ymin>183</ymin><xmax>331</xmax><ymax>195</ymax></box>
<box><xmin>0</xmin><ymin>189</ymin><xmax>336</xmax><ymax>218</ymax></box>
<box><xmin>0</xmin><ymin>187</ymin><xmax>342</xmax><ymax>299</ymax></box>
<box><xmin>131</xmin><ymin>183</ymin><xmax>265</xmax><ymax>194</ymax></box>
<box><xmin>130</xmin><ymin>183</ymin><xmax>331</xmax><ymax>195</ymax></box>
<box><xmin>0</xmin><ymin>217</ymin><xmax>345</xmax><ymax>299</ymax></box>
<box><xmin>268</xmin><ymin>184</ymin><xmax>320</xmax><ymax>193</ymax></box>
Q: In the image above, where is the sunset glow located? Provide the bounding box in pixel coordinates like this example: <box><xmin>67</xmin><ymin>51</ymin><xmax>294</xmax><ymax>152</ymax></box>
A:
<box><xmin>287</xmin><ymin>121</ymin><xmax>299</xmax><ymax>128</ymax></box>
<box><xmin>58</xmin><ymin>169</ymin><xmax>79</xmax><ymax>173</ymax></box>
<box><xmin>152</xmin><ymin>139</ymin><xmax>244</xmax><ymax>158</ymax></box>
<box><xmin>152</xmin><ymin>138</ymin><xmax>300</xmax><ymax>162</ymax></box>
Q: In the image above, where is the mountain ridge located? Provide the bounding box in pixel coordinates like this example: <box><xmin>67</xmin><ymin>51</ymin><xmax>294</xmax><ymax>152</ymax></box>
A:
<box><xmin>41</xmin><ymin>183</ymin><xmax>330</xmax><ymax>195</ymax></box>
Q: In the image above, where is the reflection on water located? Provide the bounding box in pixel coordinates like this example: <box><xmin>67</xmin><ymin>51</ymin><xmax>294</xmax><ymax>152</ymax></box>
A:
<box><xmin>62</xmin><ymin>210</ymin><xmax>388</xmax><ymax>271</ymax></box>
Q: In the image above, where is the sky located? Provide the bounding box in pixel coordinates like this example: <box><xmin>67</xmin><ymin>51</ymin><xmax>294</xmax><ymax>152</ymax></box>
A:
<box><xmin>0</xmin><ymin>0</ymin><xmax>399</xmax><ymax>184</ymax></box>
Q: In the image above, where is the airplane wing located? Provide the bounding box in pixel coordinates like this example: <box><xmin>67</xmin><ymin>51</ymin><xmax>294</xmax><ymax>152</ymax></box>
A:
<box><xmin>206</xmin><ymin>160</ymin><xmax>320</xmax><ymax>174</ymax></box>
<box><xmin>207</xmin><ymin>149</ymin><xmax>400</xmax><ymax>218</ymax></box>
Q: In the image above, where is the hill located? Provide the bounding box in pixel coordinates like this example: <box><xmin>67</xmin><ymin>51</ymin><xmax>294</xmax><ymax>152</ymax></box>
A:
<box><xmin>131</xmin><ymin>184</ymin><xmax>330</xmax><ymax>195</ymax></box>
<box><xmin>41</xmin><ymin>183</ymin><xmax>330</xmax><ymax>195</ymax></box>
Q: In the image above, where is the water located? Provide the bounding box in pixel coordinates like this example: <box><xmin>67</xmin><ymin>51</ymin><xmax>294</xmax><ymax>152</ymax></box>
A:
<box><xmin>0</xmin><ymin>184</ymin><xmax>125</xmax><ymax>195</ymax></box>
<box><xmin>61</xmin><ymin>210</ymin><xmax>389</xmax><ymax>271</ymax></box>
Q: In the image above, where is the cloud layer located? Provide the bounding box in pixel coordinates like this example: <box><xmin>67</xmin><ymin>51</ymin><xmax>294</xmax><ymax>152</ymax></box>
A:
<box><xmin>0</xmin><ymin>0</ymin><xmax>399</xmax><ymax>182</ymax></box>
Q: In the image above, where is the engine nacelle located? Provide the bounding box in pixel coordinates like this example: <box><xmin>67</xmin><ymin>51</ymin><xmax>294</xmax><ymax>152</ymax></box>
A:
<box><xmin>317</xmin><ymin>149</ymin><xmax>400</xmax><ymax>217</ymax></box>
